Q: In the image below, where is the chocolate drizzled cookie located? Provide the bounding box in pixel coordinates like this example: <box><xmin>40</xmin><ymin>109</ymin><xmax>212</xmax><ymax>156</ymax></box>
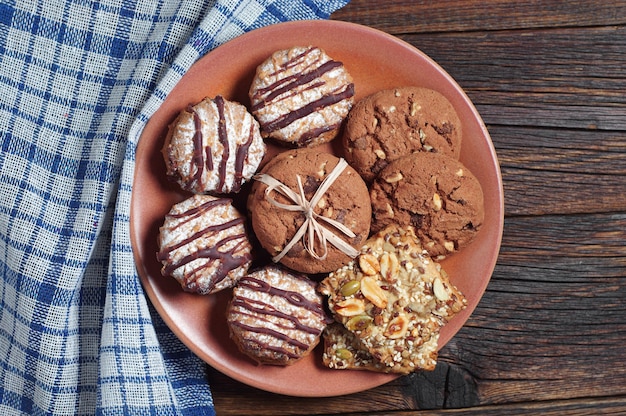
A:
<box><xmin>157</xmin><ymin>194</ymin><xmax>253</xmax><ymax>294</ymax></box>
<box><xmin>163</xmin><ymin>96</ymin><xmax>265</xmax><ymax>194</ymax></box>
<box><xmin>249</xmin><ymin>46</ymin><xmax>354</xmax><ymax>147</ymax></box>
<box><xmin>227</xmin><ymin>266</ymin><xmax>329</xmax><ymax>365</ymax></box>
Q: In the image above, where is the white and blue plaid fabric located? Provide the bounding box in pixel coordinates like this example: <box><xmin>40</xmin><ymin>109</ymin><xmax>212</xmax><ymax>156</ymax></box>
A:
<box><xmin>0</xmin><ymin>0</ymin><xmax>349</xmax><ymax>414</ymax></box>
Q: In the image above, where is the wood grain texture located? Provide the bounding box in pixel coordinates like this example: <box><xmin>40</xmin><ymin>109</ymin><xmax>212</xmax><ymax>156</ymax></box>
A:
<box><xmin>331</xmin><ymin>0</ymin><xmax>626</xmax><ymax>34</ymax></box>
<box><xmin>211</xmin><ymin>1</ymin><xmax>626</xmax><ymax>414</ymax></box>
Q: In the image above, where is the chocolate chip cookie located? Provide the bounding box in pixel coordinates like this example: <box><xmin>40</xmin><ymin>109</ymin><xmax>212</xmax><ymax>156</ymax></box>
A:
<box><xmin>370</xmin><ymin>152</ymin><xmax>484</xmax><ymax>259</ymax></box>
<box><xmin>343</xmin><ymin>87</ymin><xmax>462</xmax><ymax>182</ymax></box>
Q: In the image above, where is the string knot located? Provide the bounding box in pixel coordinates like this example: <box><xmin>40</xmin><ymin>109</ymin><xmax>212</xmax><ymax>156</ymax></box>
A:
<box><xmin>253</xmin><ymin>158</ymin><xmax>360</xmax><ymax>263</ymax></box>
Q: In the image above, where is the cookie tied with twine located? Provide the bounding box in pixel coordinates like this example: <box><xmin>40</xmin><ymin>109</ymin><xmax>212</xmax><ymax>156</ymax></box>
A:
<box><xmin>248</xmin><ymin>149</ymin><xmax>372</xmax><ymax>275</ymax></box>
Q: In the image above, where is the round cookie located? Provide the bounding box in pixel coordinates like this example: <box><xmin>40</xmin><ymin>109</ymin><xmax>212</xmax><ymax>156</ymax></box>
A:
<box><xmin>249</xmin><ymin>46</ymin><xmax>354</xmax><ymax>148</ymax></box>
<box><xmin>163</xmin><ymin>95</ymin><xmax>265</xmax><ymax>194</ymax></box>
<box><xmin>248</xmin><ymin>148</ymin><xmax>371</xmax><ymax>274</ymax></box>
<box><xmin>157</xmin><ymin>194</ymin><xmax>253</xmax><ymax>294</ymax></box>
<box><xmin>370</xmin><ymin>152</ymin><xmax>484</xmax><ymax>258</ymax></box>
<box><xmin>343</xmin><ymin>87</ymin><xmax>462</xmax><ymax>182</ymax></box>
<box><xmin>227</xmin><ymin>266</ymin><xmax>329</xmax><ymax>366</ymax></box>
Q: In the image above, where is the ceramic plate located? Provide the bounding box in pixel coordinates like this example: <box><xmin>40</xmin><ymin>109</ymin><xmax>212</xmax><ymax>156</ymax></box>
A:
<box><xmin>130</xmin><ymin>20</ymin><xmax>504</xmax><ymax>397</ymax></box>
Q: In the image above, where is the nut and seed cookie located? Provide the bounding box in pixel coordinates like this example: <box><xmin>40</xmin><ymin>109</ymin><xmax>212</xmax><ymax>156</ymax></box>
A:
<box><xmin>157</xmin><ymin>194</ymin><xmax>253</xmax><ymax>294</ymax></box>
<box><xmin>322</xmin><ymin>322</ymin><xmax>387</xmax><ymax>372</ymax></box>
<box><xmin>319</xmin><ymin>224</ymin><xmax>466</xmax><ymax>374</ymax></box>
<box><xmin>370</xmin><ymin>152</ymin><xmax>484</xmax><ymax>259</ymax></box>
<box><xmin>249</xmin><ymin>46</ymin><xmax>354</xmax><ymax>148</ymax></box>
<box><xmin>342</xmin><ymin>87</ymin><xmax>462</xmax><ymax>182</ymax></box>
<box><xmin>227</xmin><ymin>266</ymin><xmax>330</xmax><ymax>366</ymax></box>
<box><xmin>163</xmin><ymin>96</ymin><xmax>265</xmax><ymax>194</ymax></box>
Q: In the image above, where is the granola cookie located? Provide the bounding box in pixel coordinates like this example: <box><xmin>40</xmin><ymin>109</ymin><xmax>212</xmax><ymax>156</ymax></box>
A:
<box><xmin>319</xmin><ymin>224</ymin><xmax>466</xmax><ymax>374</ymax></box>
<box><xmin>370</xmin><ymin>152</ymin><xmax>484</xmax><ymax>259</ymax></box>
<box><xmin>342</xmin><ymin>87</ymin><xmax>462</xmax><ymax>182</ymax></box>
<box><xmin>249</xmin><ymin>46</ymin><xmax>354</xmax><ymax>147</ymax></box>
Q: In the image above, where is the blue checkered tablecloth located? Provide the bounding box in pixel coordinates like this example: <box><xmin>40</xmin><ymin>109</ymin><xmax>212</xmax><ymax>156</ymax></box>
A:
<box><xmin>0</xmin><ymin>1</ymin><xmax>349</xmax><ymax>414</ymax></box>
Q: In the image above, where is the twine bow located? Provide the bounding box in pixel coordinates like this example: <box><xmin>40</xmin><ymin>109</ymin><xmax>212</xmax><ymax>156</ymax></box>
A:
<box><xmin>254</xmin><ymin>158</ymin><xmax>360</xmax><ymax>263</ymax></box>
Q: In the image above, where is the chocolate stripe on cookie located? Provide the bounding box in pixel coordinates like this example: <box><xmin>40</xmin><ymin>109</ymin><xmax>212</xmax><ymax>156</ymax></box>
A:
<box><xmin>214</xmin><ymin>95</ymin><xmax>229</xmax><ymax>193</ymax></box>
<box><xmin>256</xmin><ymin>46</ymin><xmax>319</xmax><ymax>90</ymax></box>
<box><xmin>261</xmin><ymin>83</ymin><xmax>354</xmax><ymax>134</ymax></box>
<box><xmin>229</xmin><ymin>320</ymin><xmax>307</xmax><ymax>357</ymax></box>
<box><xmin>233</xmin><ymin>122</ymin><xmax>255</xmax><ymax>192</ymax></box>
<box><xmin>298</xmin><ymin>122</ymin><xmax>342</xmax><ymax>147</ymax></box>
<box><xmin>231</xmin><ymin>297</ymin><xmax>322</xmax><ymax>336</ymax></box>
<box><xmin>238</xmin><ymin>275</ymin><xmax>326</xmax><ymax>318</ymax></box>
<box><xmin>166</xmin><ymin>196</ymin><xmax>230</xmax><ymax>224</ymax></box>
<box><xmin>190</xmin><ymin>106</ymin><xmax>212</xmax><ymax>186</ymax></box>
<box><xmin>250</xmin><ymin>60</ymin><xmax>343</xmax><ymax>112</ymax></box>
<box><xmin>160</xmin><ymin>229</ymin><xmax>251</xmax><ymax>291</ymax></box>
<box><xmin>158</xmin><ymin>217</ymin><xmax>245</xmax><ymax>259</ymax></box>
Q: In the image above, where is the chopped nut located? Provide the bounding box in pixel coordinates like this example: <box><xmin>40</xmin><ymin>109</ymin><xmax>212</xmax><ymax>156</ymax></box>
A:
<box><xmin>433</xmin><ymin>193</ymin><xmax>442</xmax><ymax>211</ymax></box>
<box><xmin>359</xmin><ymin>254</ymin><xmax>380</xmax><ymax>276</ymax></box>
<box><xmin>379</xmin><ymin>252</ymin><xmax>399</xmax><ymax>281</ymax></box>
<box><xmin>384</xmin><ymin>314</ymin><xmax>409</xmax><ymax>339</ymax></box>
<box><xmin>444</xmin><ymin>241</ymin><xmax>455</xmax><ymax>252</ymax></box>
<box><xmin>374</xmin><ymin>149</ymin><xmax>386</xmax><ymax>159</ymax></box>
<box><xmin>455</xmin><ymin>168</ymin><xmax>464</xmax><ymax>177</ymax></box>
<box><xmin>385</xmin><ymin>203</ymin><xmax>394</xmax><ymax>218</ymax></box>
<box><xmin>317</xmin><ymin>161</ymin><xmax>327</xmax><ymax>177</ymax></box>
<box><xmin>433</xmin><ymin>277</ymin><xmax>450</xmax><ymax>301</ymax></box>
<box><xmin>384</xmin><ymin>172</ymin><xmax>403</xmax><ymax>183</ymax></box>
<box><xmin>361</xmin><ymin>276</ymin><xmax>388</xmax><ymax>308</ymax></box>
<box><xmin>335</xmin><ymin>298</ymin><xmax>366</xmax><ymax>316</ymax></box>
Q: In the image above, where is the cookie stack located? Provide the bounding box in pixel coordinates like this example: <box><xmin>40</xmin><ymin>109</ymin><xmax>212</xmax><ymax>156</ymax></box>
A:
<box><xmin>155</xmin><ymin>45</ymin><xmax>484</xmax><ymax>372</ymax></box>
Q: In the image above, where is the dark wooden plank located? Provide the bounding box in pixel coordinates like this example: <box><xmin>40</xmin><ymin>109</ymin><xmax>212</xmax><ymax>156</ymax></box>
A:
<box><xmin>366</xmin><ymin>396</ymin><xmax>626</xmax><ymax>415</ymax></box>
<box><xmin>332</xmin><ymin>0</ymin><xmax>626</xmax><ymax>34</ymax></box>
<box><xmin>490</xmin><ymin>125</ymin><xmax>626</xmax><ymax>216</ymax></box>
<box><xmin>399</xmin><ymin>27</ymin><xmax>626</xmax><ymax>131</ymax></box>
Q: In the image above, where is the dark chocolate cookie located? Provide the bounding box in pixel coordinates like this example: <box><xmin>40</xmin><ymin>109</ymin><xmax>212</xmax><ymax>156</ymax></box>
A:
<box><xmin>343</xmin><ymin>87</ymin><xmax>462</xmax><ymax>182</ymax></box>
<box><xmin>370</xmin><ymin>152</ymin><xmax>484</xmax><ymax>258</ymax></box>
<box><xmin>248</xmin><ymin>148</ymin><xmax>371</xmax><ymax>274</ymax></box>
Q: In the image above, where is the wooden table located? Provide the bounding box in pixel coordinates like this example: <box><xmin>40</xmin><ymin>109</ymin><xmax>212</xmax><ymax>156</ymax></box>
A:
<box><xmin>208</xmin><ymin>1</ymin><xmax>626</xmax><ymax>414</ymax></box>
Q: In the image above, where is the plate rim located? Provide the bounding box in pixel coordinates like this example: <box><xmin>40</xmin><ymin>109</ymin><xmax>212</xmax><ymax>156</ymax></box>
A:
<box><xmin>130</xmin><ymin>19</ymin><xmax>504</xmax><ymax>397</ymax></box>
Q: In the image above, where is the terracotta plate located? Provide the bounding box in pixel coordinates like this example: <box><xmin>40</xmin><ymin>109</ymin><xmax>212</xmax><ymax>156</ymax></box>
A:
<box><xmin>130</xmin><ymin>20</ymin><xmax>504</xmax><ymax>397</ymax></box>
